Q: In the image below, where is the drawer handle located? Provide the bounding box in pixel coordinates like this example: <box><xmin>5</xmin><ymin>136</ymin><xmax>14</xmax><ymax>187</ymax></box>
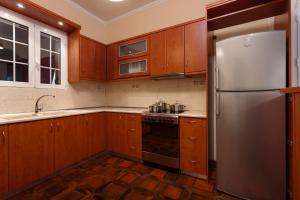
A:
<box><xmin>130</xmin><ymin>146</ymin><xmax>136</xmax><ymax>150</ymax></box>
<box><xmin>2</xmin><ymin>131</ymin><xmax>5</xmax><ymax>144</ymax></box>
<box><xmin>189</xmin><ymin>121</ymin><xmax>198</xmax><ymax>124</ymax></box>
<box><xmin>188</xmin><ymin>136</ymin><xmax>198</xmax><ymax>141</ymax></box>
<box><xmin>128</xmin><ymin>128</ymin><xmax>136</xmax><ymax>132</ymax></box>
<box><xmin>189</xmin><ymin>160</ymin><xmax>198</xmax><ymax>164</ymax></box>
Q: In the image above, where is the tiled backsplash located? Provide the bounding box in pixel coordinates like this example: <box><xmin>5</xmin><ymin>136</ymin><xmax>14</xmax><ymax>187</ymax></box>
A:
<box><xmin>0</xmin><ymin>77</ymin><xmax>206</xmax><ymax>114</ymax></box>
<box><xmin>105</xmin><ymin>77</ymin><xmax>206</xmax><ymax>112</ymax></box>
<box><xmin>0</xmin><ymin>81</ymin><xmax>106</xmax><ymax>114</ymax></box>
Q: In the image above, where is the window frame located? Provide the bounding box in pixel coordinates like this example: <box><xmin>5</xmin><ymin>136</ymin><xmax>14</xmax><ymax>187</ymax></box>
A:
<box><xmin>0</xmin><ymin>6</ymin><xmax>35</xmax><ymax>88</ymax></box>
<box><xmin>0</xmin><ymin>6</ymin><xmax>67</xmax><ymax>89</ymax></box>
<box><xmin>35</xmin><ymin>24</ymin><xmax>67</xmax><ymax>89</ymax></box>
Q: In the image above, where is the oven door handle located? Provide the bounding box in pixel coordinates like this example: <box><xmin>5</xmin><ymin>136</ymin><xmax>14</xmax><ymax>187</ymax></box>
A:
<box><xmin>142</xmin><ymin>121</ymin><xmax>179</xmax><ymax>127</ymax></box>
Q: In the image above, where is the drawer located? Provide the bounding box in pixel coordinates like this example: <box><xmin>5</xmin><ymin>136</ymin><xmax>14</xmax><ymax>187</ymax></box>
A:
<box><xmin>180</xmin><ymin>117</ymin><xmax>206</xmax><ymax>126</ymax></box>
<box><xmin>126</xmin><ymin>114</ymin><xmax>141</xmax><ymax>122</ymax></box>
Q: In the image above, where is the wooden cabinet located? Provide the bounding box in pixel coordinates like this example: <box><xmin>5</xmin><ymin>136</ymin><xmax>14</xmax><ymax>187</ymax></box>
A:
<box><xmin>9</xmin><ymin>120</ymin><xmax>55</xmax><ymax>192</ymax></box>
<box><xmin>150</xmin><ymin>26</ymin><xmax>184</xmax><ymax>76</ymax></box>
<box><xmin>106</xmin><ymin>113</ymin><xmax>141</xmax><ymax>159</ymax></box>
<box><xmin>69</xmin><ymin>35</ymin><xmax>106</xmax><ymax>82</ymax></box>
<box><xmin>180</xmin><ymin>117</ymin><xmax>208</xmax><ymax>179</ymax></box>
<box><xmin>125</xmin><ymin>114</ymin><xmax>142</xmax><ymax>159</ymax></box>
<box><xmin>107</xmin><ymin>44</ymin><xmax>119</xmax><ymax>81</ymax></box>
<box><xmin>118</xmin><ymin>37</ymin><xmax>149</xmax><ymax>60</ymax></box>
<box><xmin>85</xmin><ymin>113</ymin><xmax>106</xmax><ymax>156</ymax></box>
<box><xmin>54</xmin><ymin>116</ymin><xmax>81</xmax><ymax>171</ymax></box>
<box><xmin>0</xmin><ymin>125</ymin><xmax>8</xmax><ymax>197</ymax></box>
<box><xmin>185</xmin><ymin>20</ymin><xmax>207</xmax><ymax>74</ymax></box>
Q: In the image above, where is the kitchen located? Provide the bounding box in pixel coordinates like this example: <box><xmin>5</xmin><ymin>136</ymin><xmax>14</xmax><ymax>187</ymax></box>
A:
<box><xmin>0</xmin><ymin>0</ymin><xmax>298</xmax><ymax>200</ymax></box>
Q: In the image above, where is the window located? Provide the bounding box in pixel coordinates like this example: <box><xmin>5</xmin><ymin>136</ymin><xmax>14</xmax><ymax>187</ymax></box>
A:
<box><xmin>35</xmin><ymin>25</ymin><xmax>67</xmax><ymax>89</ymax></box>
<box><xmin>0</xmin><ymin>7</ymin><xmax>67</xmax><ymax>89</ymax></box>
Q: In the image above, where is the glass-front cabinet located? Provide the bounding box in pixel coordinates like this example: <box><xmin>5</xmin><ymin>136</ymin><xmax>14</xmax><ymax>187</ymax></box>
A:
<box><xmin>119</xmin><ymin>56</ymin><xmax>149</xmax><ymax>78</ymax></box>
<box><xmin>118</xmin><ymin>36</ymin><xmax>148</xmax><ymax>59</ymax></box>
<box><xmin>117</xmin><ymin>36</ymin><xmax>149</xmax><ymax>78</ymax></box>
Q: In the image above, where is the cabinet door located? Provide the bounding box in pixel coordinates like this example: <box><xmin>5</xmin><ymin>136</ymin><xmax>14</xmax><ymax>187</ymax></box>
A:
<box><xmin>80</xmin><ymin>36</ymin><xmax>96</xmax><ymax>79</ymax></box>
<box><xmin>180</xmin><ymin>118</ymin><xmax>208</xmax><ymax>179</ymax></box>
<box><xmin>185</xmin><ymin>20</ymin><xmax>207</xmax><ymax>74</ymax></box>
<box><xmin>107</xmin><ymin>44</ymin><xmax>119</xmax><ymax>81</ymax></box>
<box><xmin>54</xmin><ymin>116</ymin><xmax>81</xmax><ymax>171</ymax></box>
<box><xmin>0</xmin><ymin>125</ymin><xmax>8</xmax><ymax>197</ymax></box>
<box><xmin>166</xmin><ymin>26</ymin><xmax>185</xmax><ymax>74</ymax></box>
<box><xmin>106</xmin><ymin>113</ymin><xmax>126</xmax><ymax>153</ymax></box>
<box><xmin>118</xmin><ymin>56</ymin><xmax>149</xmax><ymax>78</ymax></box>
<box><xmin>125</xmin><ymin>114</ymin><xmax>142</xmax><ymax>159</ymax></box>
<box><xmin>95</xmin><ymin>42</ymin><xmax>107</xmax><ymax>81</ymax></box>
<box><xmin>9</xmin><ymin>120</ymin><xmax>55</xmax><ymax>191</ymax></box>
<box><xmin>150</xmin><ymin>31</ymin><xmax>166</xmax><ymax>76</ymax></box>
<box><xmin>87</xmin><ymin>113</ymin><xmax>105</xmax><ymax>156</ymax></box>
<box><xmin>118</xmin><ymin>37</ymin><xmax>148</xmax><ymax>60</ymax></box>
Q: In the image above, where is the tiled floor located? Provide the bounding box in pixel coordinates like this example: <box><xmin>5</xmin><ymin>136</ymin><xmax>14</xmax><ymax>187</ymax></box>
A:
<box><xmin>8</xmin><ymin>155</ymin><xmax>238</xmax><ymax>200</ymax></box>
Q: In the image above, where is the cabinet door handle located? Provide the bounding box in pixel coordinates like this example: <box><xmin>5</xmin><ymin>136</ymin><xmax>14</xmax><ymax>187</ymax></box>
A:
<box><xmin>50</xmin><ymin>123</ymin><xmax>54</xmax><ymax>133</ymax></box>
<box><xmin>57</xmin><ymin>122</ymin><xmax>60</xmax><ymax>132</ymax></box>
<box><xmin>128</xmin><ymin>128</ymin><xmax>136</xmax><ymax>132</ymax></box>
<box><xmin>189</xmin><ymin>160</ymin><xmax>198</xmax><ymax>164</ymax></box>
<box><xmin>2</xmin><ymin>131</ymin><xmax>5</xmax><ymax>144</ymax></box>
<box><xmin>188</xmin><ymin>136</ymin><xmax>198</xmax><ymax>141</ymax></box>
<box><xmin>186</xmin><ymin>59</ymin><xmax>189</xmax><ymax>68</ymax></box>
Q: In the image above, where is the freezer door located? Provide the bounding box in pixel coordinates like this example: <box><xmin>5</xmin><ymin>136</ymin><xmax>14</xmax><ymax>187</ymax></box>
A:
<box><xmin>216</xmin><ymin>91</ymin><xmax>286</xmax><ymax>200</ymax></box>
<box><xmin>216</xmin><ymin>31</ymin><xmax>286</xmax><ymax>91</ymax></box>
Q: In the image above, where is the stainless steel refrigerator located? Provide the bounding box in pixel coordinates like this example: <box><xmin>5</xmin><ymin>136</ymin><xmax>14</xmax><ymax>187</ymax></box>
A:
<box><xmin>216</xmin><ymin>31</ymin><xmax>287</xmax><ymax>200</ymax></box>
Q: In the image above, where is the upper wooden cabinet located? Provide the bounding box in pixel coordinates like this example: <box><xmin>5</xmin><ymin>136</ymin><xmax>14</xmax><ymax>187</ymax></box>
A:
<box><xmin>69</xmin><ymin>35</ymin><xmax>106</xmax><ymax>83</ymax></box>
<box><xmin>9</xmin><ymin>120</ymin><xmax>55</xmax><ymax>192</ymax></box>
<box><xmin>118</xmin><ymin>36</ymin><xmax>149</xmax><ymax>60</ymax></box>
<box><xmin>150</xmin><ymin>26</ymin><xmax>185</xmax><ymax>76</ymax></box>
<box><xmin>0</xmin><ymin>125</ymin><xmax>8</xmax><ymax>198</ymax></box>
<box><xmin>107</xmin><ymin>44</ymin><xmax>119</xmax><ymax>81</ymax></box>
<box><xmin>185</xmin><ymin>20</ymin><xmax>208</xmax><ymax>74</ymax></box>
<box><xmin>180</xmin><ymin>117</ymin><xmax>208</xmax><ymax>179</ymax></box>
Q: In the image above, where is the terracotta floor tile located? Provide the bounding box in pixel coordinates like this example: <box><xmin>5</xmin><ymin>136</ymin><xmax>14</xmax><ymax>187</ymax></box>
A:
<box><xmin>118</xmin><ymin>160</ymin><xmax>134</xmax><ymax>168</ymax></box>
<box><xmin>194</xmin><ymin>179</ymin><xmax>214</xmax><ymax>192</ymax></box>
<box><xmin>123</xmin><ymin>189</ymin><xmax>155</xmax><ymax>200</ymax></box>
<box><xmin>95</xmin><ymin>182</ymin><xmax>129</xmax><ymax>200</ymax></box>
<box><xmin>135</xmin><ymin>175</ymin><xmax>160</xmax><ymax>191</ymax></box>
<box><xmin>162</xmin><ymin>184</ymin><xmax>183</xmax><ymax>200</ymax></box>
<box><xmin>150</xmin><ymin>169</ymin><xmax>167</xmax><ymax>179</ymax></box>
<box><xmin>117</xmin><ymin>172</ymin><xmax>140</xmax><ymax>184</ymax></box>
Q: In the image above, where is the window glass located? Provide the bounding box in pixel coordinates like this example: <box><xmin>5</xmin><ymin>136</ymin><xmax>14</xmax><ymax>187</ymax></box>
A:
<box><xmin>0</xmin><ymin>18</ymin><xmax>13</xmax><ymax>40</ymax></box>
<box><xmin>0</xmin><ymin>17</ymin><xmax>29</xmax><ymax>85</ymax></box>
<box><xmin>40</xmin><ymin>32</ymin><xmax>61</xmax><ymax>86</ymax></box>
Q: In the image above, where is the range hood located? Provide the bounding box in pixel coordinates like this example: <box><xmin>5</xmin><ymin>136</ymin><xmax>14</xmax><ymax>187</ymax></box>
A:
<box><xmin>150</xmin><ymin>73</ymin><xmax>186</xmax><ymax>80</ymax></box>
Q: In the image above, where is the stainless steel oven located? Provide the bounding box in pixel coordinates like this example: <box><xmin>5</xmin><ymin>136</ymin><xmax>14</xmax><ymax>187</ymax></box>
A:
<box><xmin>142</xmin><ymin>112</ymin><xmax>179</xmax><ymax>169</ymax></box>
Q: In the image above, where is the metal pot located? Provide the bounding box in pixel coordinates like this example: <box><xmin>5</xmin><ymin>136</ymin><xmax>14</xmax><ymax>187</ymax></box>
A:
<box><xmin>170</xmin><ymin>103</ymin><xmax>186</xmax><ymax>113</ymax></box>
<box><xmin>156</xmin><ymin>99</ymin><xmax>168</xmax><ymax>112</ymax></box>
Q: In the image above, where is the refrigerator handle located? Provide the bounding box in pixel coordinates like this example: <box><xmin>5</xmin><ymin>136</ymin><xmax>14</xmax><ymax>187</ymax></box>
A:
<box><xmin>216</xmin><ymin>93</ymin><xmax>220</xmax><ymax>116</ymax></box>
<box><xmin>216</xmin><ymin>66</ymin><xmax>220</xmax><ymax>90</ymax></box>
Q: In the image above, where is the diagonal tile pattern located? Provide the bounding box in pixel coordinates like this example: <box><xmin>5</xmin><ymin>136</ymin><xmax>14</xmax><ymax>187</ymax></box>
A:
<box><xmin>8</xmin><ymin>155</ymin><xmax>239</xmax><ymax>200</ymax></box>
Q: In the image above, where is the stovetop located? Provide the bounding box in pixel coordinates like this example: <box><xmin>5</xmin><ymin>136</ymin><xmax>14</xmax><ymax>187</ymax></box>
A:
<box><xmin>142</xmin><ymin>111</ymin><xmax>185</xmax><ymax>125</ymax></box>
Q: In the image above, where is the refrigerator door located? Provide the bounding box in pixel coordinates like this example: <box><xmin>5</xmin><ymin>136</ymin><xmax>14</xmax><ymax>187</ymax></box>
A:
<box><xmin>216</xmin><ymin>31</ymin><xmax>286</xmax><ymax>91</ymax></box>
<box><xmin>216</xmin><ymin>91</ymin><xmax>286</xmax><ymax>200</ymax></box>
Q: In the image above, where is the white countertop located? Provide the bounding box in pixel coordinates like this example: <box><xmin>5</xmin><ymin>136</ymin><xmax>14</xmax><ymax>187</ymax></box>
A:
<box><xmin>0</xmin><ymin>107</ymin><xmax>207</xmax><ymax>125</ymax></box>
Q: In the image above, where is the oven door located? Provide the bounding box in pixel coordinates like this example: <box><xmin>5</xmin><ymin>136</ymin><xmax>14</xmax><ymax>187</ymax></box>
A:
<box><xmin>142</xmin><ymin>121</ymin><xmax>179</xmax><ymax>168</ymax></box>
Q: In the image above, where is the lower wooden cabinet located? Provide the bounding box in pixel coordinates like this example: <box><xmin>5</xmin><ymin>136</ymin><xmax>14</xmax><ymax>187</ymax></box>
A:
<box><xmin>54</xmin><ymin>116</ymin><xmax>81</xmax><ymax>171</ymax></box>
<box><xmin>9</xmin><ymin>120</ymin><xmax>55</xmax><ymax>192</ymax></box>
<box><xmin>0</xmin><ymin>125</ymin><xmax>8</xmax><ymax>197</ymax></box>
<box><xmin>106</xmin><ymin>113</ymin><xmax>142</xmax><ymax>159</ymax></box>
<box><xmin>180</xmin><ymin>117</ymin><xmax>208</xmax><ymax>179</ymax></box>
<box><xmin>85</xmin><ymin>113</ymin><xmax>106</xmax><ymax>156</ymax></box>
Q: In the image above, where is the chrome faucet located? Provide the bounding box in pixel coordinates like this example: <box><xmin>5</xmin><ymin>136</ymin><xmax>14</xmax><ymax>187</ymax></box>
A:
<box><xmin>35</xmin><ymin>95</ymin><xmax>55</xmax><ymax>114</ymax></box>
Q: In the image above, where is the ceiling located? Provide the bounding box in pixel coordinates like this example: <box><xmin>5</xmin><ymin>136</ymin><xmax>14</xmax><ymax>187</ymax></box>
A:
<box><xmin>70</xmin><ymin>0</ymin><xmax>160</xmax><ymax>22</ymax></box>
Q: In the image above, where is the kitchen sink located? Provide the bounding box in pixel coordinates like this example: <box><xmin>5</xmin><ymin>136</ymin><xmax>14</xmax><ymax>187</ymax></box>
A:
<box><xmin>0</xmin><ymin>111</ymin><xmax>76</xmax><ymax>120</ymax></box>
